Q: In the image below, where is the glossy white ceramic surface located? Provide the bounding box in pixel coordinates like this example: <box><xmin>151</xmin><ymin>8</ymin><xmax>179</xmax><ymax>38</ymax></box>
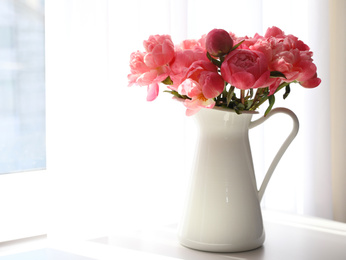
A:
<box><xmin>178</xmin><ymin>107</ymin><xmax>299</xmax><ymax>252</ymax></box>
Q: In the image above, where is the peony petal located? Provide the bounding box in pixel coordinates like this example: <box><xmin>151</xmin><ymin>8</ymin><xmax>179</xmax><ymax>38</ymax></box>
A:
<box><xmin>183</xmin><ymin>95</ymin><xmax>215</xmax><ymax>116</ymax></box>
<box><xmin>136</xmin><ymin>70</ymin><xmax>158</xmax><ymax>86</ymax></box>
<box><xmin>179</xmin><ymin>78</ymin><xmax>201</xmax><ymax>97</ymax></box>
<box><xmin>296</xmin><ymin>61</ymin><xmax>317</xmax><ymax>82</ymax></box>
<box><xmin>264</xmin><ymin>26</ymin><xmax>284</xmax><ymax>38</ymax></box>
<box><xmin>231</xmin><ymin>71</ymin><xmax>256</xmax><ymax>90</ymax></box>
<box><xmin>300</xmin><ymin>74</ymin><xmax>321</xmax><ymax>88</ymax></box>
<box><xmin>200</xmin><ymin>72</ymin><xmax>225</xmax><ymax>99</ymax></box>
<box><xmin>186</xmin><ymin>107</ymin><xmax>200</xmax><ymax>116</ymax></box>
<box><xmin>252</xmin><ymin>71</ymin><xmax>271</xmax><ymax>89</ymax></box>
<box><xmin>146</xmin><ymin>83</ymin><xmax>159</xmax><ymax>101</ymax></box>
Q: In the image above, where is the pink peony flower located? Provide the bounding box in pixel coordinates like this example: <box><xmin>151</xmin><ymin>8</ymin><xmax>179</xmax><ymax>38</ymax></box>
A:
<box><xmin>264</xmin><ymin>26</ymin><xmax>285</xmax><ymax>38</ymax></box>
<box><xmin>221</xmin><ymin>49</ymin><xmax>272</xmax><ymax>90</ymax></box>
<box><xmin>264</xmin><ymin>27</ymin><xmax>309</xmax><ymax>52</ymax></box>
<box><xmin>183</xmin><ymin>60</ymin><xmax>224</xmax><ymax>98</ymax></box>
<box><xmin>176</xmin><ymin>39</ymin><xmax>201</xmax><ymax>50</ymax></box>
<box><xmin>205</xmin><ymin>29</ymin><xmax>233</xmax><ymax>57</ymax></box>
<box><xmin>143</xmin><ymin>35</ymin><xmax>175</xmax><ymax>67</ymax></box>
<box><xmin>196</xmin><ymin>34</ymin><xmax>207</xmax><ymax>49</ymax></box>
<box><xmin>271</xmin><ymin>48</ymin><xmax>318</xmax><ymax>85</ymax></box>
<box><xmin>233</xmin><ymin>33</ymin><xmax>263</xmax><ymax>50</ymax></box>
<box><xmin>250</xmin><ymin>27</ymin><xmax>321</xmax><ymax>91</ymax></box>
<box><xmin>128</xmin><ymin>51</ymin><xmax>149</xmax><ymax>84</ymax></box>
<box><xmin>179</xmin><ymin>60</ymin><xmax>225</xmax><ymax>115</ymax></box>
<box><xmin>179</xmin><ymin>79</ymin><xmax>215</xmax><ymax>116</ymax></box>
<box><xmin>168</xmin><ymin>40</ymin><xmax>208</xmax><ymax>90</ymax></box>
<box><xmin>128</xmin><ymin>28</ymin><xmax>321</xmax><ymax>115</ymax></box>
<box><xmin>128</xmin><ymin>50</ymin><xmax>170</xmax><ymax>87</ymax></box>
<box><xmin>128</xmin><ymin>35</ymin><xmax>175</xmax><ymax>101</ymax></box>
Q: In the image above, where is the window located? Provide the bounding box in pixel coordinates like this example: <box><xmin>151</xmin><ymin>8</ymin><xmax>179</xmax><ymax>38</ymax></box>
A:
<box><xmin>0</xmin><ymin>0</ymin><xmax>45</xmax><ymax>174</ymax></box>
<box><xmin>0</xmin><ymin>0</ymin><xmax>46</xmax><ymax>243</ymax></box>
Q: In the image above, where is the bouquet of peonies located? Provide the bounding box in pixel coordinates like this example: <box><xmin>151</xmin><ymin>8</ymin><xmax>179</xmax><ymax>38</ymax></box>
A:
<box><xmin>128</xmin><ymin>26</ymin><xmax>321</xmax><ymax>116</ymax></box>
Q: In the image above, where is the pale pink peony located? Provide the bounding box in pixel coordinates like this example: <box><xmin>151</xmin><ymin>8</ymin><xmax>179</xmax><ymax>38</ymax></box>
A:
<box><xmin>143</xmin><ymin>35</ymin><xmax>175</xmax><ymax>67</ymax></box>
<box><xmin>183</xmin><ymin>60</ymin><xmax>224</xmax><ymax>98</ymax></box>
<box><xmin>264</xmin><ymin>26</ymin><xmax>285</xmax><ymax>38</ymax></box>
<box><xmin>233</xmin><ymin>33</ymin><xmax>263</xmax><ymax>50</ymax></box>
<box><xmin>179</xmin><ymin>79</ymin><xmax>215</xmax><ymax>116</ymax></box>
<box><xmin>128</xmin><ymin>35</ymin><xmax>175</xmax><ymax>101</ymax></box>
<box><xmin>168</xmin><ymin>40</ymin><xmax>208</xmax><ymax>90</ymax></box>
<box><xmin>196</xmin><ymin>34</ymin><xmax>207</xmax><ymax>49</ymax></box>
<box><xmin>128</xmin><ymin>50</ymin><xmax>170</xmax><ymax>87</ymax></box>
<box><xmin>179</xmin><ymin>60</ymin><xmax>224</xmax><ymax>115</ymax></box>
<box><xmin>270</xmin><ymin>47</ymin><xmax>318</xmax><ymax>86</ymax></box>
<box><xmin>128</xmin><ymin>51</ymin><xmax>149</xmax><ymax>86</ymax></box>
<box><xmin>176</xmin><ymin>39</ymin><xmax>201</xmax><ymax>50</ymax></box>
<box><xmin>264</xmin><ymin>27</ymin><xmax>309</xmax><ymax>51</ymax></box>
<box><xmin>221</xmin><ymin>49</ymin><xmax>272</xmax><ymax>90</ymax></box>
<box><xmin>250</xmin><ymin>27</ymin><xmax>321</xmax><ymax>91</ymax></box>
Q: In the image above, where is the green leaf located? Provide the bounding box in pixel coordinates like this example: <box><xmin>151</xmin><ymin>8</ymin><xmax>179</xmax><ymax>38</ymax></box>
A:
<box><xmin>161</xmin><ymin>76</ymin><xmax>173</xmax><ymax>85</ymax></box>
<box><xmin>164</xmin><ymin>90</ymin><xmax>184</xmax><ymax>99</ymax></box>
<box><xmin>270</xmin><ymin>71</ymin><xmax>287</xmax><ymax>79</ymax></box>
<box><xmin>206</xmin><ymin>52</ymin><xmax>222</xmax><ymax>67</ymax></box>
<box><xmin>233</xmin><ymin>102</ymin><xmax>245</xmax><ymax>114</ymax></box>
<box><xmin>265</xmin><ymin>94</ymin><xmax>275</xmax><ymax>116</ymax></box>
<box><xmin>234</xmin><ymin>107</ymin><xmax>242</xmax><ymax>114</ymax></box>
<box><xmin>246</xmin><ymin>100</ymin><xmax>253</xmax><ymax>110</ymax></box>
<box><xmin>283</xmin><ymin>84</ymin><xmax>291</xmax><ymax>99</ymax></box>
<box><xmin>226</xmin><ymin>86</ymin><xmax>235</xmax><ymax>106</ymax></box>
<box><xmin>230</xmin><ymin>40</ymin><xmax>245</xmax><ymax>52</ymax></box>
<box><xmin>237</xmin><ymin>102</ymin><xmax>245</xmax><ymax>110</ymax></box>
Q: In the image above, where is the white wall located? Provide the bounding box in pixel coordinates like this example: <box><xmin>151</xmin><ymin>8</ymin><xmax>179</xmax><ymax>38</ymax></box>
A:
<box><xmin>45</xmin><ymin>0</ymin><xmax>337</xmax><ymax>240</ymax></box>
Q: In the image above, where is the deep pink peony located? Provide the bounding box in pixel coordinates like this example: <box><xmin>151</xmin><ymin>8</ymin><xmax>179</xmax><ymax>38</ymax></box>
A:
<box><xmin>205</xmin><ymin>29</ymin><xmax>233</xmax><ymax>57</ymax></box>
<box><xmin>221</xmin><ymin>49</ymin><xmax>272</xmax><ymax>90</ymax></box>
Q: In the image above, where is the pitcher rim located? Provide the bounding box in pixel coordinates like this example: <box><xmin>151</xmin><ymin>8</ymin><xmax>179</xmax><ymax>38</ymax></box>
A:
<box><xmin>205</xmin><ymin>106</ymin><xmax>259</xmax><ymax>114</ymax></box>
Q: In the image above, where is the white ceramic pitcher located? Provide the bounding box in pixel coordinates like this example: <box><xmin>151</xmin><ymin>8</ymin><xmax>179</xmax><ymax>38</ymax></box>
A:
<box><xmin>178</xmin><ymin>107</ymin><xmax>299</xmax><ymax>252</ymax></box>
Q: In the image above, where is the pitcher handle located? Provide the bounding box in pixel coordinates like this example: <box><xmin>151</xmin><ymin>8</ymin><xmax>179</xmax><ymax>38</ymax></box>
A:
<box><xmin>249</xmin><ymin>107</ymin><xmax>299</xmax><ymax>202</ymax></box>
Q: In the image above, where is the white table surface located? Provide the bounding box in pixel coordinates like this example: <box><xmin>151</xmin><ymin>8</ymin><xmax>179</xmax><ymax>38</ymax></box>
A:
<box><xmin>1</xmin><ymin>211</ymin><xmax>346</xmax><ymax>260</ymax></box>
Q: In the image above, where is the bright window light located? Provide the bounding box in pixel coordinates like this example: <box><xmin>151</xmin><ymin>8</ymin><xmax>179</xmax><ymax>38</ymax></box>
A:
<box><xmin>0</xmin><ymin>0</ymin><xmax>46</xmax><ymax>174</ymax></box>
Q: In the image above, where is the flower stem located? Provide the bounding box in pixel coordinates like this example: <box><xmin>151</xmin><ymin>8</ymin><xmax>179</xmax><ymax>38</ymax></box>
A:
<box><xmin>249</xmin><ymin>82</ymin><xmax>291</xmax><ymax>111</ymax></box>
<box><xmin>241</xmin><ymin>90</ymin><xmax>245</xmax><ymax>104</ymax></box>
<box><xmin>249</xmin><ymin>88</ymin><xmax>265</xmax><ymax>111</ymax></box>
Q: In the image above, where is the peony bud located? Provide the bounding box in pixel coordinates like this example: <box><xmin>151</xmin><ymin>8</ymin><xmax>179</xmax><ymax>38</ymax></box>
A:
<box><xmin>205</xmin><ymin>29</ymin><xmax>233</xmax><ymax>57</ymax></box>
